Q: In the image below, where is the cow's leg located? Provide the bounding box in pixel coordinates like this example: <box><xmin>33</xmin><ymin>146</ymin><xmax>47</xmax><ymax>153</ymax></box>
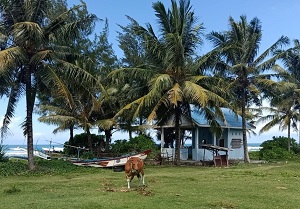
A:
<box><xmin>141</xmin><ymin>170</ymin><xmax>145</xmax><ymax>185</ymax></box>
<box><xmin>137</xmin><ymin>173</ymin><xmax>141</xmax><ymax>186</ymax></box>
<box><xmin>126</xmin><ymin>175</ymin><xmax>132</xmax><ymax>189</ymax></box>
<box><xmin>127</xmin><ymin>177</ymin><xmax>131</xmax><ymax>189</ymax></box>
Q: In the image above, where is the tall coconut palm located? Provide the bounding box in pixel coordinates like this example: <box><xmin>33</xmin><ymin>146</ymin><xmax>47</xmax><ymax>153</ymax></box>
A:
<box><xmin>0</xmin><ymin>0</ymin><xmax>97</xmax><ymax>170</ymax></box>
<box><xmin>110</xmin><ymin>0</ymin><xmax>228</xmax><ymax>165</ymax></box>
<box><xmin>256</xmin><ymin>94</ymin><xmax>300</xmax><ymax>152</ymax></box>
<box><xmin>257</xmin><ymin>39</ymin><xmax>300</xmax><ymax>151</ymax></box>
<box><xmin>207</xmin><ymin>16</ymin><xmax>289</xmax><ymax>162</ymax></box>
<box><xmin>37</xmin><ymin>75</ymin><xmax>114</xmax><ymax>152</ymax></box>
<box><xmin>116</xmin><ymin>16</ymin><xmax>152</xmax><ymax>139</ymax></box>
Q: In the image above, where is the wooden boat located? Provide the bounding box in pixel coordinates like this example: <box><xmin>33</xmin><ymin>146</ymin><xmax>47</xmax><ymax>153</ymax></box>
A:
<box><xmin>72</xmin><ymin>149</ymin><xmax>151</xmax><ymax>168</ymax></box>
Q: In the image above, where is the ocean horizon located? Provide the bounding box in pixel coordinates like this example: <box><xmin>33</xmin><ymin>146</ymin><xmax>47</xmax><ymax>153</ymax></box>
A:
<box><xmin>3</xmin><ymin>142</ymin><xmax>263</xmax><ymax>150</ymax></box>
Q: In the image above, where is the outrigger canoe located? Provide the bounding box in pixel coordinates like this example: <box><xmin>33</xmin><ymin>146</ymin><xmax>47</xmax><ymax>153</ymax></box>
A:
<box><xmin>72</xmin><ymin>149</ymin><xmax>151</xmax><ymax>168</ymax></box>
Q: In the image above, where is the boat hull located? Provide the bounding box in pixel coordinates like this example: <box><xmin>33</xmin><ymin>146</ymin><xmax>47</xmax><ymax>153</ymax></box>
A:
<box><xmin>72</xmin><ymin>149</ymin><xmax>151</xmax><ymax>168</ymax></box>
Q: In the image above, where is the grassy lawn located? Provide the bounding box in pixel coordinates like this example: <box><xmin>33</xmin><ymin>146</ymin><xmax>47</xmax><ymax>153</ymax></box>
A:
<box><xmin>1</xmin><ymin>159</ymin><xmax>300</xmax><ymax>209</ymax></box>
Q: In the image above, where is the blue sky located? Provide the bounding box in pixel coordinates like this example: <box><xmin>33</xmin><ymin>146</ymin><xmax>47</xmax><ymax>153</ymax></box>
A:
<box><xmin>1</xmin><ymin>0</ymin><xmax>300</xmax><ymax>145</ymax></box>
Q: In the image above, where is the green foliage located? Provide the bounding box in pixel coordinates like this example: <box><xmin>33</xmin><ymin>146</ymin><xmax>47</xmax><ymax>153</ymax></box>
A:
<box><xmin>0</xmin><ymin>159</ymin><xmax>99</xmax><ymax>177</ymax></box>
<box><xmin>261</xmin><ymin>136</ymin><xmax>299</xmax><ymax>152</ymax></box>
<box><xmin>260</xmin><ymin>147</ymin><xmax>294</xmax><ymax>161</ymax></box>
<box><xmin>127</xmin><ymin>135</ymin><xmax>157</xmax><ymax>152</ymax></box>
<box><xmin>64</xmin><ymin>133</ymin><xmax>105</xmax><ymax>155</ymax></box>
<box><xmin>248</xmin><ymin>151</ymin><xmax>260</xmax><ymax>160</ymax></box>
<box><xmin>33</xmin><ymin>158</ymin><xmax>99</xmax><ymax>175</ymax></box>
<box><xmin>259</xmin><ymin>136</ymin><xmax>299</xmax><ymax>160</ymax></box>
<box><xmin>0</xmin><ymin>161</ymin><xmax>28</xmax><ymax>176</ymax></box>
<box><xmin>110</xmin><ymin>134</ymin><xmax>158</xmax><ymax>155</ymax></box>
<box><xmin>79</xmin><ymin>151</ymin><xmax>95</xmax><ymax>159</ymax></box>
<box><xmin>110</xmin><ymin>139</ymin><xmax>130</xmax><ymax>154</ymax></box>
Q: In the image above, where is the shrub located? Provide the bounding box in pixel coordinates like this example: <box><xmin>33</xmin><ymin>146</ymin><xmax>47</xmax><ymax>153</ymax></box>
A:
<box><xmin>259</xmin><ymin>136</ymin><xmax>299</xmax><ymax>160</ymax></box>
<box><xmin>0</xmin><ymin>161</ymin><xmax>28</xmax><ymax>176</ymax></box>
<box><xmin>249</xmin><ymin>151</ymin><xmax>260</xmax><ymax>160</ymax></box>
<box><xmin>110</xmin><ymin>134</ymin><xmax>158</xmax><ymax>156</ymax></box>
<box><xmin>0</xmin><ymin>159</ymin><xmax>99</xmax><ymax>177</ymax></box>
<box><xmin>127</xmin><ymin>135</ymin><xmax>157</xmax><ymax>152</ymax></box>
<box><xmin>260</xmin><ymin>147</ymin><xmax>294</xmax><ymax>161</ymax></box>
<box><xmin>110</xmin><ymin>139</ymin><xmax>130</xmax><ymax>154</ymax></box>
<box><xmin>64</xmin><ymin>133</ymin><xmax>105</xmax><ymax>155</ymax></box>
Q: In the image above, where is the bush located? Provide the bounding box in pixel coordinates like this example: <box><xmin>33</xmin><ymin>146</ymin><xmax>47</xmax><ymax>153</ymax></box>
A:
<box><xmin>64</xmin><ymin>133</ymin><xmax>105</xmax><ymax>156</ymax></box>
<box><xmin>127</xmin><ymin>135</ymin><xmax>157</xmax><ymax>152</ymax></box>
<box><xmin>110</xmin><ymin>134</ymin><xmax>158</xmax><ymax>156</ymax></box>
<box><xmin>0</xmin><ymin>161</ymin><xmax>28</xmax><ymax>176</ymax></box>
<box><xmin>0</xmin><ymin>159</ymin><xmax>99</xmax><ymax>177</ymax></box>
<box><xmin>110</xmin><ymin>139</ymin><xmax>130</xmax><ymax>154</ymax></box>
<box><xmin>259</xmin><ymin>136</ymin><xmax>299</xmax><ymax>160</ymax></box>
<box><xmin>249</xmin><ymin>151</ymin><xmax>260</xmax><ymax>160</ymax></box>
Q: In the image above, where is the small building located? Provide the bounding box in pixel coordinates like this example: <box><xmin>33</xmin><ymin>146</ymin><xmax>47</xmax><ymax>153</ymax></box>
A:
<box><xmin>159</xmin><ymin>108</ymin><xmax>255</xmax><ymax>164</ymax></box>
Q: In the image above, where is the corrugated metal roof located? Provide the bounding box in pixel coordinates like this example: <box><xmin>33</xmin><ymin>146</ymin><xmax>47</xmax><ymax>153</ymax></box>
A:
<box><xmin>191</xmin><ymin>107</ymin><xmax>254</xmax><ymax>129</ymax></box>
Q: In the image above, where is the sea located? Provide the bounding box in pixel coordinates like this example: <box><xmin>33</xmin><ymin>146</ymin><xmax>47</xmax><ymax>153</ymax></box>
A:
<box><xmin>3</xmin><ymin>143</ymin><xmax>262</xmax><ymax>151</ymax></box>
<box><xmin>248</xmin><ymin>143</ymin><xmax>262</xmax><ymax>147</ymax></box>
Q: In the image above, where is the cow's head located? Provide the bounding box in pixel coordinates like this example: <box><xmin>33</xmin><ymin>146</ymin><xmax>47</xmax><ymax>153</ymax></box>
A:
<box><xmin>130</xmin><ymin>157</ymin><xmax>141</xmax><ymax>173</ymax></box>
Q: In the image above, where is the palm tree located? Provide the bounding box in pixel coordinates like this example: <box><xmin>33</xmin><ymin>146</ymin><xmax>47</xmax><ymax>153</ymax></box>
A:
<box><xmin>257</xmin><ymin>39</ymin><xmax>300</xmax><ymax>151</ymax></box>
<box><xmin>116</xmin><ymin>16</ymin><xmax>152</xmax><ymax>139</ymax></box>
<box><xmin>256</xmin><ymin>96</ymin><xmax>300</xmax><ymax>152</ymax></box>
<box><xmin>0</xmin><ymin>0</ymin><xmax>97</xmax><ymax>170</ymax></box>
<box><xmin>36</xmin><ymin>49</ymin><xmax>115</xmax><ymax>152</ymax></box>
<box><xmin>37</xmin><ymin>19</ymin><xmax>120</xmax><ymax>153</ymax></box>
<box><xmin>110</xmin><ymin>0</ymin><xmax>227</xmax><ymax>165</ymax></box>
<box><xmin>207</xmin><ymin>15</ymin><xmax>289</xmax><ymax>162</ymax></box>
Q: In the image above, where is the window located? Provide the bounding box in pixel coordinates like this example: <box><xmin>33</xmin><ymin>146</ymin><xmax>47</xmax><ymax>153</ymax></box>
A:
<box><xmin>231</xmin><ymin>139</ymin><xmax>242</xmax><ymax>149</ymax></box>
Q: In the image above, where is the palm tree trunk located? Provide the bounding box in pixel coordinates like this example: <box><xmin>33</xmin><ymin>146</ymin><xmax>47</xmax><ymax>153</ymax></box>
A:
<box><xmin>139</xmin><ymin>115</ymin><xmax>143</xmax><ymax>135</ymax></box>
<box><xmin>25</xmin><ymin>65</ymin><xmax>35</xmax><ymax>170</ymax></box>
<box><xmin>105</xmin><ymin>128</ymin><xmax>112</xmax><ymax>151</ymax></box>
<box><xmin>129</xmin><ymin>129</ymin><xmax>133</xmax><ymax>139</ymax></box>
<box><xmin>87</xmin><ymin>128</ymin><xmax>93</xmax><ymax>152</ymax></box>
<box><xmin>288</xmin><ymin>123</ymin><xmax>291</xmax><ymax>152</ymax></box>
<box><xmin>241</xmin><ymin>93</ymin><xmax>250</xmax><ymax>163</ymax></box>
<box><xmin>69</xmin><ymin>124</ymin><xmax>74</xmax><ymax>144</ymax></box>
<box><xmin>174</xmin><ymin>105</ymin><xmax>181</xmax><ymax>165</ymax></box>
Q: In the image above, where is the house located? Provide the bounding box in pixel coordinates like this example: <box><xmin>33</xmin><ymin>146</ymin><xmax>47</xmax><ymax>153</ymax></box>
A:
<box><xmin>159</xmin><ymin>108</ymin><xmax>255</xmax><ymax>163</ymax></box>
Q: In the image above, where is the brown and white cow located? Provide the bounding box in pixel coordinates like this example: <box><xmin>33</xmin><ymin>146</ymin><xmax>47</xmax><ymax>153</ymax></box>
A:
<box><xmin>125</xmin><ymin>157</ymin><xmax>145</xmax><ymax>189</ymax></box>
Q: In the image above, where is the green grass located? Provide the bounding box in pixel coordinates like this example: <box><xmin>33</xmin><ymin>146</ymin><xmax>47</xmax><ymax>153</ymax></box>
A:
<box><xmin>1</xmin><ymin>159</ymin><xmax>300</xmax><ymax>209</ymax></box>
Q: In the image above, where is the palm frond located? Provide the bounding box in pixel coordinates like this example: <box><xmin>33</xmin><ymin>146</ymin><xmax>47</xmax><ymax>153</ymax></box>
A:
<box><xmin>108</xmin><ymin>67</ymin><xmax>155</xmax><ymax>84</ymax></box>
<box><xmin>258</xmin><ymin>116</ymin><xmax>281</xmax><ymax>134</ymax></box>
<box><xmin>0</xmin><ymin>47</ymin><xmax>26</xmax><ymax>70</ymax></box>
<box><xmin>147</xmin><ymin>94</ymin><xmax>170</xmax><ymax>122</ymax></box>
<box><xmin>44</xmin><ymin>65</ymin><xmax>75</xmax><ymax>110</ymax></box>
<box><xmin>254</xmin><ymin>36</ymin><xmax>290</xmax><ymax>70</ymax></box>
<box><xmin>38</xmin><ymin>115</ymin><xmax>78</xmax><ymax>126</ymax></box>
<box><xmin>94</xmin><ymin>118</ymin><xmax>116</xmax><ymax>130</ymax></box>
<box><xmin>12</xmin><ymin>21</ymin><xmax>43</xmax><ymax>46</ymax></box>
<box><xmin>167</xmin><ymin>83</ymin><xmax>183</xmax><ymax>106</ymax></box>
<box><xmin>1</xmin><ymin>77</ymin><xmax>23</xmax><ymax>138</ymax></box>
<box><xmin>152</xmin><ymin>1</ymin><xmax>170</xmax><ymax>34</ymax></box>
<box><xmin>37</xmin><ymin>104</ymin><xmax>73</xmax><ymax>116</ymax></box>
